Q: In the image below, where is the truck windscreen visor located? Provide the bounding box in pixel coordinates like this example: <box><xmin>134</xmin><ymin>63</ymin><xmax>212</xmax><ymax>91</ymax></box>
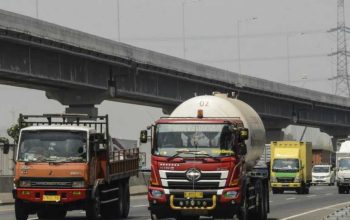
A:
<box><xmin>18</xmin><ymin>130</ymin><xmax>87</xmax><ymax>163</ymax></box>
<box><xmin>154</xmin><ymin>124</ymin><xmax>235</xmax><ymax>157</ymax></box>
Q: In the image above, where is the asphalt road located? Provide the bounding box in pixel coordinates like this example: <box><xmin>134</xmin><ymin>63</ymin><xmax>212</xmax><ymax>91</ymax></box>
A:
<box><xmin>0</xmin><ymin>185</ymin><xmax>349</xmax><ymax>220</ymax></box>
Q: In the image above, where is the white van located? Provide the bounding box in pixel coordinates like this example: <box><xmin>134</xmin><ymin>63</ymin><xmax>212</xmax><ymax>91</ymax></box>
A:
<box><xmin>312</xmin><ymin>164</ymin><xmax>335</xmax><ymax>186</ymax></box>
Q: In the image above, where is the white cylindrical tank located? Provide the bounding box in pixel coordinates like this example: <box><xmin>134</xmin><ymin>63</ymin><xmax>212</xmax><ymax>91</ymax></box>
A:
<box><xmin>170</xmin><ymin>93</ymin><xmax>266</xmax><ymax>169</ymax></box>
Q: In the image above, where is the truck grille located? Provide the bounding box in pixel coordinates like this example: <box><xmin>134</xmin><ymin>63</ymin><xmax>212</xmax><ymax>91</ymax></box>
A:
<box><xmin>19</xmin><ymin>177</ymin><xmax>83</xmax><ymax>188</ymax></box>
<box><xmin>160</xmin><ymin>170</ymin><xmax>228</xmax><ymax>190</ymax></box>
<box><xmin>276</xmin><ymin>177</ymin><xmax>294</xmax><ymax>183</ymax></box>
<box><xmin>166</xmin><ymin>172</ymin><xmax>221</xmax><ymax>180</ymax></box>
<box><xmin>167</xmin><ymin>181</ymin><xmax>219</xmax><ymax>189</ymax></box>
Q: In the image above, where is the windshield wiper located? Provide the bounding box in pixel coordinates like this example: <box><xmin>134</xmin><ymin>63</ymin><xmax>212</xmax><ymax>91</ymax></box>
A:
<box><xmin>167</xmin><ymin>150</ymin><xmax>220</xmax><ymax>162</ymax></box>
<box><xmin>192</xmin><ymin>151</ymin><xmax>220</xmax><ymax>162</ymax></box>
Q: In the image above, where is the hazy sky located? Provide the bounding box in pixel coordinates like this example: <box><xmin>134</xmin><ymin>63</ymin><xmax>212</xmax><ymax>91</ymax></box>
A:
<box><xmin>0</xmin><ymin>0</ymin><xmax>348</xmax><ymax>144</ymax></box>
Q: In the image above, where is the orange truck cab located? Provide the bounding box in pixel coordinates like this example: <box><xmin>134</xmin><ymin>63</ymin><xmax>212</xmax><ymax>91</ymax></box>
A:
<box><xmin>5</xmin><ymin>114</ymin><xmax>139</xmax><ymax>220</ymax></box>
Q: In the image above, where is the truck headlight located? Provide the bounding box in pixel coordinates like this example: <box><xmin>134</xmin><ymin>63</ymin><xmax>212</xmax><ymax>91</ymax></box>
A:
<box><xmin>294</xmin><ymin>176</ymin><xmax>300</xmax><ymax>183</ymax></box>
<box><xmin>150</xmin><ymin>189</ymin><xmax>163</xmax><ymax>198</ymax></box>
<box><xmin>271</xmin><ymin>176</ymin><xmax>277</xmax><ymax>182</ymax></box>
<box><xmin>224</xmin><ymin>190</ymin><xmax>238</xmax><ymax>198</ymax></box>
<box><xmin>19</xmin><ymin>180</ymin><xmax>31</xmax><ymax>187</ymax></box>
<box><xmin>72</xmin><ymin>181</ymin><xmax>85</xmax><ymax>188</ymax></box>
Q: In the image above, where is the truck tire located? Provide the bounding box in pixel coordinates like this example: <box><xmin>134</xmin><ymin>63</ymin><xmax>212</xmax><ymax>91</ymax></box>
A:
<box><xmin>252</xmin><ymin>180</ymin><xmax>267</xmax><ymax>220</ymax></box>
<box><xmin>272</xmin><ymin>188</ymin><xmax>279</xmax><ymax>194</ymax></box>
<box><xmin>15</xmin><ymin>199</ymin><xmax>29</xmax><ymax>220</ymax></box>
<box><xmin>237</xmin><ymin>189</ymin><xmax>250</xmax><ymax>220</ymax></box>
<box><xmin>122</xmin><ymin>181</ymin><xmax>130</xmax><ymax>218</ymax></box>
<box><xmin>304</xmin><ymin>187</ymin><xmax>309</xmax><ymax>194</ymax></box>
<box><xmin>115</xmin><ymin>182</ymin><xmax>124</xmax><ymax>218</ymax></box>
<box><xmin>86</xmin><ymin>189</ymin><xmax>100</xmax><ymax>220</ymax></box>
<box><xmin>151</xmin><ymin>212</ymin><xmax>159</xmax><ymax>220</ymax></box>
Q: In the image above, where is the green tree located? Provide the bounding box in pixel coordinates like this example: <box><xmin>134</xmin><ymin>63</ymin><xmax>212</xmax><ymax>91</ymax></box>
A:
<box><xmin>7</xmin><ymin>122</ymin><xmax>21</xmax><ymax>144</ymax></box>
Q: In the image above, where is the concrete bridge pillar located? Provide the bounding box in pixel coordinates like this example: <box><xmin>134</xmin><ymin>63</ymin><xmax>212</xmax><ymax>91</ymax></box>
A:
<box><xmin>265</xmin><ymin>129</ymin><xmax>285</xmax><ymax>143</ymax></box>
<box><xmin>320</xmin><ymin>126</ymin><xmax>350</xmax><ymax>152</ymax></box>
<box><xmin>331</xmin><ymin>136</ymin><xmax>349</xmax><ymax>152</ymax></box>
<box><xmin>46</xmin><ymin>89</ymin><xmax>107</xmax><ymax>117</ymax></box>
<box><xmin>262</xmin><ymin>118</ymin><xmax>289</xmax><ymax>144</ymax></box>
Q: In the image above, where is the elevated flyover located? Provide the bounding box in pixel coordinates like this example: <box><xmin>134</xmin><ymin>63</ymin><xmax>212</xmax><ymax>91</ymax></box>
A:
<box><xmin>0</xmin><ymin>9</ymin><xmax>349</xmax><ymax>146</ymax></box>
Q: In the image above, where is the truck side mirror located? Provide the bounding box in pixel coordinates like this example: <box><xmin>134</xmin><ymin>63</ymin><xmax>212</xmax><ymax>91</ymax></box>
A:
<box><xmin>237</xmin><ymin>143</ymin><xmax>247</xmax><ymax>155</ymax></box>
<box><xmin>140</xmin><ymin>130</ymin><xmax>148</xmax><ymax>143</ymax></box>
<box><xmin>3</xmin><ymin>143</ymin><xmax>10</xmax><ymax>154</ymax></box>
<box><xmin>239</xmin><ymin>128</ymin><xmax>249</xmax><ymax>141</ymax></box>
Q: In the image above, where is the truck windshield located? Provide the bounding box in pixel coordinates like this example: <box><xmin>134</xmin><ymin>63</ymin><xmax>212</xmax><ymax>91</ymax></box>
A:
<box><xmin>154</xmin><ymin>123</ymin><xmax>235</xmax><ymax>157</ymax></box>
<box><xmin>339</xmin><ymin>159</ymin><xmax>350</xmax><ymax>170</ymax></box>
<box><xmin>272</xmin><ymin>159</ymin><xmax>299</xmax><ymax>172</ymax></box>
<box><xmin>312</xmin><ymin>166</ymin><xmax>330</xmax><ymax>173</ymax></box>
<box><xmin>18</xmin><ymin>130</ymin><xmax>87</xmax><ymax>163</ymax></box>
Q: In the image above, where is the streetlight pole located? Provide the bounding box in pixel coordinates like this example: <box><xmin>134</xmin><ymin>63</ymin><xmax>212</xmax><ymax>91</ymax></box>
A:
<box><xmin>182</xmin><ymin>1</ymin><xmax>186</xmax><ymax>58</ymax></box>
<box><xmin>286</xmin><ymin>32</ymin><xmax>304</xmax><ymax>85</ymax></box>
<box><xmin>117</xmin><ymin>0</ymin><xmax>121</xmax><ymax>41</ymax></box>
<box><xmin>236</xmin><ymin>17</ymin><xmax>257</xmax><ymax>73</ymax></box>
<box><xmin>35</xmin><ymin>0</ymin><xmax>39</xmax><ymax>19</ymax></box>
<box><xmin>286</xmin><ymin>35</ymin><xmax>290</xmax><ymax>85</ymax></box>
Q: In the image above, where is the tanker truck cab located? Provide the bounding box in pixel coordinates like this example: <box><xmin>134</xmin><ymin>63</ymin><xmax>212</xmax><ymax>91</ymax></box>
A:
<box><xmin>141</xmin><ymin>93</ymin><xmax>269</xmax><ymax>220</ymax></box>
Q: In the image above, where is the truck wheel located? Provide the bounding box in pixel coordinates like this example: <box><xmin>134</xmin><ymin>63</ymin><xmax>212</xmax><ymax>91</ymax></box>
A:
<box><xmin>338</xmin><ymin>187</ymin><xmax>344</xmax><ymax>194</ymax></box>
<box><xmin>151</xmin><ymin>212</ymin><xmax>159</xmax><ymax>220</ymax></box>
<box><xmin>122</xmin><ymin>181</ymin><xmax>130</xmax><ymax>218</ymax></box>
<box><xmin>86</xmin><ymin>189</ymin><xmax>100</xmax><ymax>220</ymax></box>
<box><xmin>272</xmin><ymin>188</ymin><xmax>279</xmax><ymax>194</ymax></box>
<box><xmin>237</xmin><ymin>192</ymin><xmax>250</xmax><ymax>220</ymax></box>
<box><xmin>252</xmin><ymin>180</ymin><xmax>267</xmax><ymax>220</ymax></box>
<box><xmin>15</xmin><ymin>199</ymin><xmax>28</xmax><ymax>220</ymax></box>
<box><xmin>304</xmin><ymin>187</ymin><xmax>309</xmax><ymax>194</ymax></box>
<box><xmin>115</xmin><ymin>182</ymin><xmax>125</xmax><ymax>218</ymax></box>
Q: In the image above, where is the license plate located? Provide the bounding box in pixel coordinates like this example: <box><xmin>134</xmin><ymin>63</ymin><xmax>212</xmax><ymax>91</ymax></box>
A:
<box><xmin>184</xmin><ymin>192</ymin><xmax>203</xmax><ymax>198</ymax></box>
<box><xmin>282</xmin><ymin>184</ymin><xmax>289</xmax><ymax>187</ymax></box>
<box><xmin>43</xmin><ymin>195</ymin><xmax>60</xmax><ymax>202</ymax></box>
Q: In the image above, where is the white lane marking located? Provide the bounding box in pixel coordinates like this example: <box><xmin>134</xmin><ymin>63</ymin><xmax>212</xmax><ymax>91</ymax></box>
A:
<box><xmin>286</xmin><ymin>197</ymin><xmax>296</xmax><ymax>200</ymax></box>
<box><xmin>280</xmin><ymin>201</ymin><xmax>350</xmax><ymax>220</ymax></box>
<box><xmin>0</xmin><ymin>208</ymin><xmax>14</xmax><ymax>212</ymax></box>
<box><xmin>132</xmin><ymin>204</ymin><xmax>148</xmax><ymax>208</ymax></box>
<box><xmin>325</xmin><ymin>193</ymin><xmax>332</xmax><ymax>196</ymax></box>
<box><xmin>306</xmin><ymin>195</ymin><xmax>316</xmax><ymax>198</ymax></box>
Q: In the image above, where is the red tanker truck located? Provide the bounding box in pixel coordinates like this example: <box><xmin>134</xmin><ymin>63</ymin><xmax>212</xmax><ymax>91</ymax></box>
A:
<box><xmin>140</xmin><ymin>92</ymin><xmax>269</xmax><ymax>220</ymax></box>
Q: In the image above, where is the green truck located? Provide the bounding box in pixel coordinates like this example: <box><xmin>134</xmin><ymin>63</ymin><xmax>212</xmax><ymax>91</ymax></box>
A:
<box><xmin>270</xmin><ymin>141</ymin><xmax>312</xmax><ymax>194</ymax></box>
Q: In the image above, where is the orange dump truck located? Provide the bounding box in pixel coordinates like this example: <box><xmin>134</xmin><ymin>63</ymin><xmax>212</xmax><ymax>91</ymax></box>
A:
<box><xmin>2</xmin><ymin>114</ymin><xmax>139</xmax><ymax>220</ymax></box>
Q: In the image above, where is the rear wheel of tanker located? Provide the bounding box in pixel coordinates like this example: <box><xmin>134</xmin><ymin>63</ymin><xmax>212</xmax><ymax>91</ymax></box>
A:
<box><xmin>122</xmin><ymin>180</ymin><xmax>130</xmax><ymax>218</ymax></box>
<box><xmin>252</xmin><ymin>180</ymin><xmax>267</xmax><ymax>220</ymax></box>
<box><xmin>86</xmin><ymin>189</ymin><xmax>100</xmax><ymax>220</ymax></box>
<box><xmin>15</xmin><ymin>199</ymin><xmax>29</xmax><ymax>220</ymax></box>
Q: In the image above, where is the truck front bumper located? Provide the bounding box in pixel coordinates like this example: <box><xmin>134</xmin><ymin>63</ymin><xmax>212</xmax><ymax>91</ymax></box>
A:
<box><xmin>271</xmin><ymin>182</ymin><xmax>301</xmax><ymax>188</ymax></box>
<box><xmin>147</xmin><ymin>186</ymin><xmax>240</xmax><ymax>218</ymax></box>
<box><xmin>14</xmin><ymin>188</ymin><xmax>88</xmax><ymax>203</ymax></box>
